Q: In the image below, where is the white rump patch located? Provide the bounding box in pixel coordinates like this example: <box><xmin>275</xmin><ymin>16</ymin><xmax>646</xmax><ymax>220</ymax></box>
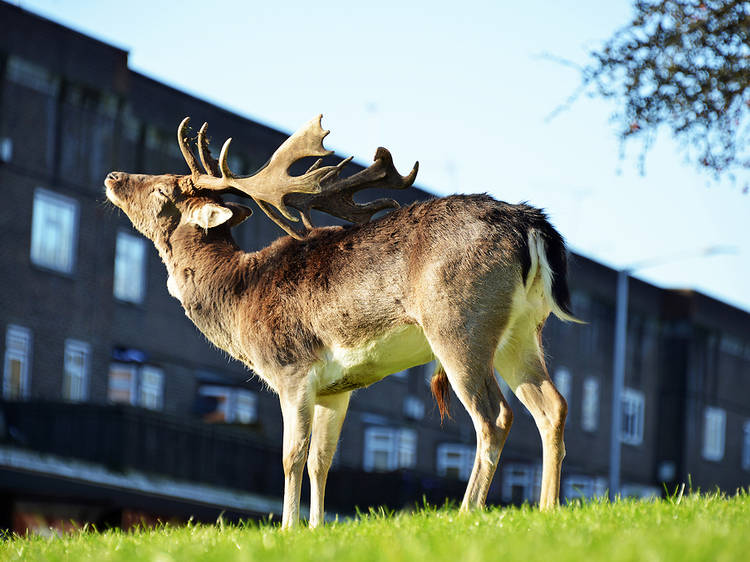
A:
<box><xmin>528</xmin><ymin>230</ymin><xmax>579</xmax><ymax>323</ymax></box>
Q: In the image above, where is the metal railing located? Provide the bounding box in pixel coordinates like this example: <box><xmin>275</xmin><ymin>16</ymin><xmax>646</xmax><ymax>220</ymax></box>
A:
<box><xmin>0</xmin><ymin>400</ymin><xmax>467</xmax><ymax>513</ymax></box>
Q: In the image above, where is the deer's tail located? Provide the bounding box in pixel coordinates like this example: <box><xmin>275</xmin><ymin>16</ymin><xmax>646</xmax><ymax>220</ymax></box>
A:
<box><xmin>526</xmin><ymin>227</ymin><xmax>584</xmax><ymax>324</ymax></box>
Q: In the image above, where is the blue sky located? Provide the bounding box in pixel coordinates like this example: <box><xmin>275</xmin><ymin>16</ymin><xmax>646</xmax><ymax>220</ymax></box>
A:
<box><xmin>17</xmin><ymin>0</ymin><xmax>749</xmax><ymax>312</ymax></box>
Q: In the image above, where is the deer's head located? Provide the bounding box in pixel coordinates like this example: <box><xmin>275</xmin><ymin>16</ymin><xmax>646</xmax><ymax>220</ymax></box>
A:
<box><xmin>104</xmin><ymin>170</ymin><xmax>252</xmax><ymax>246</ymax></box>
<box><xmin>105</xmin><ymin>115</ymin><xmax>419</xmax><ymax>243</ymax></box>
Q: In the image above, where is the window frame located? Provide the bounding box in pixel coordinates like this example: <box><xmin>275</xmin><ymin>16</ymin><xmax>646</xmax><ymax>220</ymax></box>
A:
<box><xmin>30</xmin><ymin>188</ymin><xmax>79</xmax><ymax>274</ymax></box>
<box><xmin>363</xmin><ymin>426</ymin><xmax>418</xmax><ymax>472</ymax></box>
<box><xmin>436</xmin><ymin>443</ymin><xmax>475</xmax><ymax>481</ymax></box>
<box><xmin>620</xmin><ymin>387</ymin><xmax>645</xmax><ymax>446</ymax></box>
<box><xmin>502</xmin><ymin>463</ymin><xmax>541</xmax><ymax>504</ymax></box>
<box><xmin>554</xmin><ymin>368</ymin><xmax>572</xmax><ymax>405</ymax></box>
<box><xmin>742</xmin><ymin>420</ymin><xmax>750</xmax><ymax>471</ymax></box>
<box><xmin>63</xmin><ymin>339</ymin><xmax>90</xmax><ymax>402</ymax></box>
<box><xmin>581</xmin><ymin>377</ymin><xmax>600</xmax><ymax>432</ymax></box>
<box><xmin>113</xmin><ymin>230</ymin><xmax>147</xmax><ymax>304</ymax></box>
<box><xmin>139</xmin><ymin>366</ymin><xmax>164</xmax><ymax>411</ymax></box>
<box><xmin>107</xmin><ymin>363</ymin><xmax>138</xmax><ymax>405</ymax></box>
<box><xmin>3</xmin><ymin>325</ymin><xmax>32</xmax><ymax>400</ymax></box>
<box><xmin>702</xmin><ymin>406</ymin><xmax>726</xmax><ymax>462</ymax></box>
<box><xmin>198</xmin><ymin>384</ymin><xmax>258</xmax><ymax>424</ymax></box>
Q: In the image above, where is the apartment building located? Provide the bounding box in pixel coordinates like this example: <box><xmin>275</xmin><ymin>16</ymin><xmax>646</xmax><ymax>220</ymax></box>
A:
<box><xmin>1</xmin><ymin>2</ymin><xmax>748</xmax><ymax>533</ymax></box>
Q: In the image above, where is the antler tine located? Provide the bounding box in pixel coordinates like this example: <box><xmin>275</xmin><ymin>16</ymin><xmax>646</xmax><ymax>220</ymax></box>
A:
<box><xmin>177</xmin><ymin>117</ymin><xmax>202</xmax><ymax>178</ymax></box>
<box><xmin>284</xmin><ymin>148</ymin><xmax>418</xmax><ymax>231</ymax></box>
<box><xmin>185</xmin><ymin>115</ymin><xmax>419</xmax><ymax>239</ymax></box>
<box><xmin>197</xmin><ymin>122</ymin><xmax>221</xmax><ymax>177</ymax></box>
<box><xmin>193</xmin><ymin>115</ymin><xmax>355</xmax><ymax>225</ymax></box>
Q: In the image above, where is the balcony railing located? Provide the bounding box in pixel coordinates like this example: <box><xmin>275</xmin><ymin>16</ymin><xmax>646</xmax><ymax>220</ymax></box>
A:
<box><xmin>0</xmin><ymin>400</ymin><xmax>282</xmax><ymax>496</ymax></box>
<box><xmin>0</xmin><ymin>400</ymin><xmax>467</xmax><ymax>513</ymax></box>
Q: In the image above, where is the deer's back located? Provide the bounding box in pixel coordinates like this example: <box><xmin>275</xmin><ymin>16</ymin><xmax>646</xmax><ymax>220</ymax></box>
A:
<box><xmin>237</xmin><ymin>194</ymin><xmax>553</xmax><ymax>377</ymax></box>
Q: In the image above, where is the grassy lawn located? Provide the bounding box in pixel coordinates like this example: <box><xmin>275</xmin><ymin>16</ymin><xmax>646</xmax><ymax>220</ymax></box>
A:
<box><xmin>2</xmin><ymin>492</ymin><xmax>749</xmax><ymax>561</ymax></box>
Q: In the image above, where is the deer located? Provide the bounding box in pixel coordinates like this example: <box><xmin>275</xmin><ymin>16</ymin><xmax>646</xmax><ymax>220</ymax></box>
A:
<box><xmin>104</xmin><ymin>115</ymin><xmax>579</xmax><ymax>529</ymax></box>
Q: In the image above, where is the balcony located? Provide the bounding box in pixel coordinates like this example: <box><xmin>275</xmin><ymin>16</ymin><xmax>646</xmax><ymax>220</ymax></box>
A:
<box><xmin>0</xmin><ymin>401</ymin><xmax>466</xmax><ymax>519</ymax></box>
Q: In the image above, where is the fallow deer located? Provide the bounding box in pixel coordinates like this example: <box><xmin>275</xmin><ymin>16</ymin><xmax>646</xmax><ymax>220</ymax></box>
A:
<box><xmin>104</xmin><ymin>115</ymin><xmax>579</xmax><ymax>529</ymax></box>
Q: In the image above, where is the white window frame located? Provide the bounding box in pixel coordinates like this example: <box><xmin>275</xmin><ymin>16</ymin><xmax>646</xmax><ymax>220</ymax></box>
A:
<box><xmin>581</xmin><ymin>377</ymin><xmax>599</xmax><ymax>432</ymax></box>
<box><xmin>234</xmin><ymin>389</ymin><xmax>258</xmax><ymax>424</ymax></box>
<box><xmin>436</xmin><ymin>443</ymin><xmax>475</xmax><ymax>481</ymax></box>
<box><xmin>30</xmin><ymin>188</ymin><xmax>79</xmax><ymax>274</ymax></box>
<box><xmin>363</xmin><ymin>427</ymin><xmax>417</xmax><ymax>472</ymax></box>
<box><xmin>620</xmin><ymin>387</ymin><xmax>645</xmax><ymax>445</ymax></box>
<box><xmin>198</xmin><ymin>385</ymin><xmax>258</xmax><ymax>424</ymax></box>
<box><xmin>702</xmin><ymin>406</ymin><xmax>726</xmax><ymax>462</ymax></box>
<box><xmin>113</xmin><ymin>231</ymin><xmax>147</xmax><ymax>304</ymax></box>
<box><xmin>563</xmin><ymin>475</ymin><xmax>593</xmax><ymax>501</ymax></box>
<box><xmin>3</xmin><ymin>325</ymin><xmax>32</xmax><ymax>400</ymax></box>
<box><xmin>363</xmin><ymin>427</ymin><xmax>396</xmax><ymax>472</ymax></box>
<box><xmin>107</xmin><ymin>363</ymin><xmax>138</xmax><ymax>405</ymax></box>
<box><xmin>742</xmin><ymin>421</ymin><xmax>750</xmax><ymax>471</ymax></box>
<box><xmin>108</xmin><ymin>363</ymin><xmax>164</xmax><ymax>410</ymax></box>
<box><xmin>397</xmin><ymin>428</ymin><xmax>417</xmax><ymax>469</ymax></box>
<box><xmin>554</xmin><ymin>368</ymin><xmax>572</xmax><ymax>407</ymax></box>
<box><xmin>403</xmin><ymin>395</ymin><xmax>425</xmax><ymax>420</ymax></box>
<box><xmin>139</xmin><ymin>366</ymin><xmax>164</xmax><ymax>410</ymax></box>
<box><xmin>63</xmin><ymin>339</ymin><xmax>90</xmax><ymax>401</ymax></box>
<box><xmin>502</xmin><ymin>463</ymin><xmax>540</xmax><ymax>504</ymax></box>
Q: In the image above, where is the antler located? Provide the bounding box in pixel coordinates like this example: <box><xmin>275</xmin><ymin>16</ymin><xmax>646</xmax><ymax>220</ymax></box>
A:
<box><xmin>177</xmin><ymin>115</ymin><xmax>418</xmax><ymax>239</ymax></box>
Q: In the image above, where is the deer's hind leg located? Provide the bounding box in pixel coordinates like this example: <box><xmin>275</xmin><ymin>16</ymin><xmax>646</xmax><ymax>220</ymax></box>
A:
<box><xmin>426</xmin><ymin>333</ymin><xmax>514</xmax><ymax>511</ymax></box>
<box><xmin>494</xmin><ymin>325</ymin><xmax>567</xmax><ymax>510</ymax></box>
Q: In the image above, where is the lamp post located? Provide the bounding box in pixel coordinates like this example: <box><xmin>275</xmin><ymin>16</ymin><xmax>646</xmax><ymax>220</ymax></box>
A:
<box><xmin>607</xmin><ymin>246</ymin><xmax>735</xmax><ymax>501</ymax></box>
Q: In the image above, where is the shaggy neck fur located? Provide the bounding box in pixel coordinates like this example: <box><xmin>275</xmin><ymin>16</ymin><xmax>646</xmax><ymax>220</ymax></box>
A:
<box><xmin>165</xmin><ymin>224</ymin><xmax>254</xmax><ymax>365</ymax></box>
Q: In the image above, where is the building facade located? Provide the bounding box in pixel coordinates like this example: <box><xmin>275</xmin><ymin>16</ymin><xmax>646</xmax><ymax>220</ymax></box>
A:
<box><xmin>1</xmin><ymin>2</ymin><xmax>748</xmax><ymax>533</ymax></box>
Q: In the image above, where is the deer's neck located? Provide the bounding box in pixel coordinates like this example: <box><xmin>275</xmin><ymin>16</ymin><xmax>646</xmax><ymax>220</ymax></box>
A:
<box><xmin>166</xmin><ymin>226</ymin><xmax>254</xmax><ymax>364</ymax></box>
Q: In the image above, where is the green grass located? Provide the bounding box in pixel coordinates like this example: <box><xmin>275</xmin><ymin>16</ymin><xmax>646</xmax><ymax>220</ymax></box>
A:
<box><xmin>3</xmin><ymin>492</ymin><xmax>749</xmax><ymax>561</ymax></box>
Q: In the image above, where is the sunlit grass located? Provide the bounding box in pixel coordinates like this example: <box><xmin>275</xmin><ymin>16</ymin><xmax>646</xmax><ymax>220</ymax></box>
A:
<box><xmin>2</xmin><ymin>492</ymin><xmax>748</xmax><ymax>561</ymax></box>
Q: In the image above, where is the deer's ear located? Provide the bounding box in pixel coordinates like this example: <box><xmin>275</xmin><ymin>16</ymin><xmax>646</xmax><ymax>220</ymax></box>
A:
<box><xmin>186</xmin><ymin>202</ymin><xmax>234</xmax><ymax>229</ymax></box>
<box><xmin>224</xmin><ymin>202</ymin><xmax>253</xmax><ymax>227</ymax></box>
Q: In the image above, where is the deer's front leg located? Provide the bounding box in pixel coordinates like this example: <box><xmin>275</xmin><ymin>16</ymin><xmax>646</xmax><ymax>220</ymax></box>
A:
<box><xmin>279</xmin><ymin>388</ymin><xmax>314</xmax><ymax>530</ymax></box>
<box><xmin>307</xmin><ymin>392</ymin><xmax>351</xmax><ymax>528</ymax></box>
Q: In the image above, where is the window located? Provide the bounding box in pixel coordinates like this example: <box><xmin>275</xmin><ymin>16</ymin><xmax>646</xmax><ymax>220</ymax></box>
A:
<box><xmin>403</xmin><ymin>395</ymin><xmax>425</xmax><ymax>420</ymax></box>
<box><xmin>742</xmin><ymin>421</ymin><xmax>750</xmax><ymax>471</ymax></box>
<box><xmin>7</xmin><ymin>56</ymin><xmax>60</xmax><ymax>95</ymax></box>
<box><xmin>235</xmin><ymin>390</ymin><xmax>257</xmax><ymax>424</ymax></box>
<box><xmin>30</xmin><ymin>189</ymin><xmax>78</xmax><ymax>273</ymax></box>
<box><xmin>502</xmin><ymin>463</ymin><xmax>540</xmax><ymax>504</ymax></box>
<box><xmin>3</xmin><ymin>325</ymin><xmax>32</xmax><ymax>400</ymax></box>
<box><xmin>113</xmin><ymin>231</ymin><xmax>147</xmax><ymax>303</ymax></box>
<box><xmin>108</xmin><ymin>363</ymin><xmax>164</xmax><ymax>410</ymax></box>
<box><xmin>564</xmin><ymin>475</ymin><xmax>607</xmax><ymax>501</ymax></box>
<box><xmin>581</xmin><ymin>377</ymin><xmax>599</xmax><ymax>432</ymax></box>
<box><xmin>397</xmin><ymin>429</ymin><xmax>417</xmax><ymax>469</ymax></box>
<box><xmin>702</xmin><ymin>407</ymin><xmax>726</xmax><ymax>461</ymax></box>
<box><xmin>363</xmin><ymin>427</ymin><xmax>417</xmax><ymax>472</ymax></box>
<box><xmin>198</xmin><ymin>385</ymin><xmax>258</xmax><ymax>424</ymax></box>
<box><xmin>554</xmin><ymin>367</ymin><xmax>572</xmax><ymax>409</ymax></box>
<box><xmin>563</xmin><ymin>475</ymin><xmax>593</xmax><ymax>501</ymax></box>
<box><xmin>108</xmin><ymin>363</ymin><xmax>137</xmax><ymax>405</ymax></box>
<box><xmin>139</xmin><ymin>366</ymin><xmax>164</xmax><ymax>410</ymax></box>
<box><xmin>63</xmin><ymin>339</ymin><xmax>90</xmax><ymax>401</ymax></box>
<box><xmin>621</xmin><ymin>388</ymin><xmax>645</xmax><ymax>445</ymax></box>
<box><xmin>436</xmin><ymin>444</ymin><xmax>475</xmax><ymax>481</ymax></box>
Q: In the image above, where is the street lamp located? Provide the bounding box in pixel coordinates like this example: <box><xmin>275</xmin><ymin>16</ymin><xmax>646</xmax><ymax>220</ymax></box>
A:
<box><xmin>607</xmin><ymin>246</ymin><xmax>736</xmax><ymax>501</ymax></box>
